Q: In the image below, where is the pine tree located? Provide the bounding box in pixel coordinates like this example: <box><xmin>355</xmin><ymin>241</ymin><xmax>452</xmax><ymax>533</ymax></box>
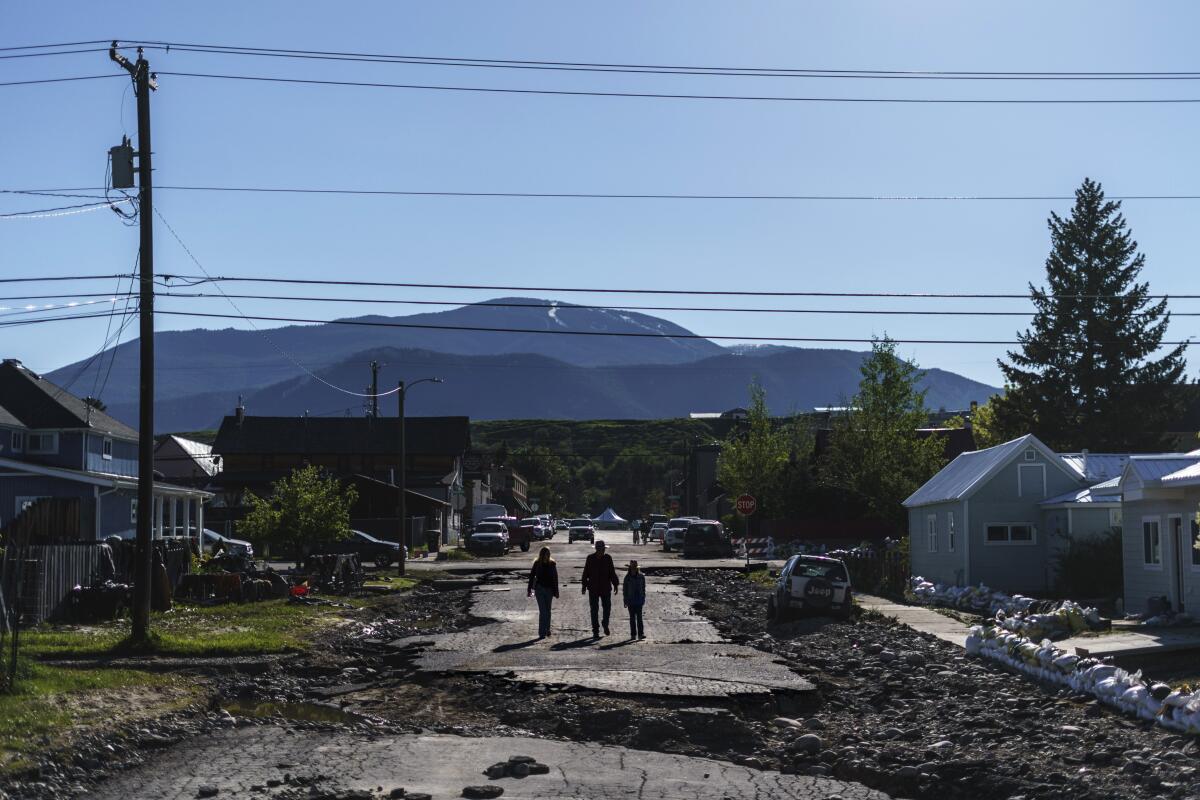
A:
<box><xmin>994</xmin><ymin>178</ymin><xmax>1188</xmax><ymax>451</ymax></box>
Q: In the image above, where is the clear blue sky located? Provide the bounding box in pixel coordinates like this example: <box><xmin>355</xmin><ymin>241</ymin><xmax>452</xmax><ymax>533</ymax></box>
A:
<box><xmin>3</xmin><ymin>1</ymin><xmax>1199</xmax><ymax>387</ymax></box>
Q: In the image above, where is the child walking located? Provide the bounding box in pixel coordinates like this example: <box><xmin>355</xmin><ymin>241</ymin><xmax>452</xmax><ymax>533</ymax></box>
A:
<box><xmin>623</xmin><ymin>560</ymin><xmax>647</xmax><ymax>640</ymax></box>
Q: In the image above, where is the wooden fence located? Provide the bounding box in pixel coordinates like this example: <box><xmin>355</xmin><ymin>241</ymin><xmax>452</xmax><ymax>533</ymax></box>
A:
<box><xmin>841</xmin><ymin>549</ymin><xmax>910</xmax><ymax>597</ymax></box>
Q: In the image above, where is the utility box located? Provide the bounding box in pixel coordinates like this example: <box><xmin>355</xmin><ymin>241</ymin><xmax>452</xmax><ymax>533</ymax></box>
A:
<box><xmin>109</xmin><ymin>141</ymin><xmax>135</xmax><ymax>189</ymax></box>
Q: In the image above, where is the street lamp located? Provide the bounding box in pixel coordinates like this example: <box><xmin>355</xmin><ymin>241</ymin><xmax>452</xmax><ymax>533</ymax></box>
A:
<box><xmin>397</xmin><ymin>377</ymin><xmax>444</xmax><ymax>577</ymax></box>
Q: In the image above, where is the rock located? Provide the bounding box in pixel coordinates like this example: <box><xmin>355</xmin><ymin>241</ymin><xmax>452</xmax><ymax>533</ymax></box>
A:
<box><xmin>878</xmin><ymin>650</ymin><xmax>898</xmax><ymax>663</ymax></box>
<box><xmin>804</xmin><ymin>718</ymin><xmax>827</xmax><ymax>731</ymax></box>
<box><xmin>508</xmin><ymin>762</ymin><xmax>530</xmax><ymax>778</ymax></box>
<box><xmin>507</xmin><ymin>755</ymin><xmax>536</xmax><ymax>764</ymax></box>
<box><xmin>772</xmin><ymin>717</ymin><xmax>803</xmax><ymax>729</ymax></box>
<box><xmin>483</xmin><ymin>763</ymin><xmax>508</xmax><ymax>779</ymax></box>
<box><xmin>406</xmin><ymin>795</ymin><xmax>432</xmax><ymax>800</ymax></box>
<box><xmin>903</xmin><ymin>652</ymin><xmax>926</xmax><ymax>667</ymax></box>
<box><xmin>389</xmin><ymin>790</ymin><xmax>407</xmax><ymax>799</ymax></box>
<box><xmin>897</xmin><ymin>765</ymin><xmax>920</xmax><ymax>778</ymax></box>
<box><xmin>463</xmin><ymin>786</ymin><xmax>504</xmax><ymax>799</ymax></box>
<box><xmin>794</xmin><ymin>734</ymin><xmax>823</xmax><ymax>755</ymax></box>
<box><xmin>197</xmin><ymin>787</ymin><xmax>219</xmax><ymax>798</ymax></box>
<box><xmin>526</xmin><ymin>762</ymin><xmax>551</xmax><ymax>775</ymax></box>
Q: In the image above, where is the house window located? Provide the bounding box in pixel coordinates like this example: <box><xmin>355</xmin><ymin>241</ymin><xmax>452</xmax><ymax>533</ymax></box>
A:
<box><xmin>1024</xmin><ymin>449</ymin><xmax>1037</xmax><ymax>461</ymax></box>
<box><xmin>102</xmin><ymin>437</ymin><xmax>113</xmax><ymax>460</ymax></box>
<box><xmin>1110</xmin><ymin>508</ymin><xmax>1123</xmax><ymax>528</ymax></box>
<box><xmin>1018</xmin><ymin>464</ymin><xmax>1046</xmax><ymax>498</ymax></box>
<box><xmin>1192</xmin><ymin>519</ymin><xmax>1200</xmax><ymax>567</ymax></box>
<box><xmin>1143</xmin><ymin>519</ymin><xmax>1162</xmax><ymax>566</ymax></box>
<box><xmin>926</xmin><ymin>515</ymin><xmax>938</xmax><ymax>552</ymax></box>
<box><xmin>130</xmin><ymin>498</ymin><xmax>138</xmax><ymax>525</ymax></box>
<box><xmin>947</xmin><ymin>512</ymin><xmax>956</xmax><ymax>553</ymax></box>
<box><xmin>985</xmin><ymin>523</ymin><xmax>1036</xmax><ymax>544</ymax></box>
<box><xmin>10</xmin><ymin>430</ymin><xmax>23</xmax><ymax>452</ymax></box>
<box><xmin>26</xmin><ymin>432</ymin><xmax>59</xmax><ymax>454</ymax></box>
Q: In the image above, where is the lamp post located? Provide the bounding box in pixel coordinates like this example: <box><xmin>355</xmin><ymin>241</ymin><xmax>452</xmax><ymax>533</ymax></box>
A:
<box><xmin>397</xmin><ymin>377</ymin><xmax>443</xmax><ymax>576</ymax></box>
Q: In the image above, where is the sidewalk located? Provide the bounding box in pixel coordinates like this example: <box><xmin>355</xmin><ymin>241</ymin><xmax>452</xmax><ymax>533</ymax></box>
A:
<box><xmin>1059</xmin><ymin>626</ymin><xmax>1200</xmax><ymax>661</ymax></box>
<box><xmin>855</xmin><ymin>593</ymin><xmax>972</xmax><ymax>647</ymax></box>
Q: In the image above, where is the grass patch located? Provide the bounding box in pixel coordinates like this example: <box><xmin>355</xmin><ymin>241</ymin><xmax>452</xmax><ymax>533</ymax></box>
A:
<box><xmin>742</xmin><ymin>570</ymin><xmax>777</xmax><ymax>589</ymax></box>
<box><xmin>19</xmin><ymin>598</ymin><xmax>354</xmax><ymax>659</ymax></box>
<box><xmin>363</xmin><ymin>577</ymin><xmax>419</xmax><ymax>591</ymax></box>
<box><xmin>442</xmin><ymin>548</ymin><xmax>477</xmax><ymax>562</ymax></box>
<box><xmin>0</xmin><ymin>660</ymin><xmax>184</xmax><ymax>767</ymax></box>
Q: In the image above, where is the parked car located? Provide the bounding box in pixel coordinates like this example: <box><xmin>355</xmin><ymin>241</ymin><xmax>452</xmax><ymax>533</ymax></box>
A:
<box><xmin>647</xmin><ymin>522</ymin><xmax>668</xmax><ymax>543</ymax></box>
<box><xmin>768</xmin><ymin>554</ymin><xmax>854</xmax><ymax>622</ymax></box>
<box><xmin>643</xmin><ymin>513</ymin><xmax>669</xmax><ymax>539</ymax></box>
<box><xmin>518</xmin><ymin>518</ymin><xmax>549</xmax><ymax>546</ymax></box>
<box><xmin>681</xmin><ymin>520</ymin><xmax>733</xmax><ymax>558</ymax></box>
<box><xmin>483</xmin><ymin>515</ymin><xmax>530</xmax><ymax>552</ymax></box>
<box><xmin>468</xmin><ymin>521</ymin><xmax>511</xmax><ymax>555</ymax></box>
<box><xmin>555</xmin><ymin>520</ymin><xmax>570</xmax><ymax>532</ymax></box>
<box><xmin>329</xmin><ymin>530</ymin><xmax>402</xmax><ymax>568</ymax></box>
<box><xmin>663</xmin><ymin>517</ymin><xmax>698</xmax><ymax>552</ymax></box>
<box><xmin>568</xmin><ymin>518</ymin><xmax>595</xmax><ymax>543</ymax></box>
<box><xmin>200</xmin><ymin>528</ymin><xmax>254</xmax><ymax>558</ymax></box>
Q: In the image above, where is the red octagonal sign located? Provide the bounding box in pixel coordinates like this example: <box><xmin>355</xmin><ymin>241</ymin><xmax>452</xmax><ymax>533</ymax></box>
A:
<box><xmin>735</xmin><ymin>494</ymin><xmax>757</xmax><ymax>515</ymax></box>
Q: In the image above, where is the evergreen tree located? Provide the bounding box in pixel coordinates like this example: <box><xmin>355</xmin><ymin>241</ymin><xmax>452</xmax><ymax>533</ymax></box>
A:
<box><xmin>820</xmin><ymin>338</ymin><xmax>946</xmax><ymax>528</ymax></box>
<box><xmin>994</xmin><ymin>178</ymin><xmax>1188</xmax><ymax>451</ymax></box>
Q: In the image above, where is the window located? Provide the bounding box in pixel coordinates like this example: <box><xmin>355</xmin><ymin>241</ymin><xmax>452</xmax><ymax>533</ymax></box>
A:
<box><xmin>927</xmin><ymin>515</ymin><xmax>938</xmax><ymax>552</ymax></box>
<box><xmin>1024</xmin><ymin>449</ymin><xmax>1037</xmax><ymax>461</ymax></box>
<box><xmin>1192</xmin><ymin>519</ymin><xmax>1200</xmax><ymax>568</ymax></box>
<box><xmin>26</xmin><ymin>432</ymin><xmax>58</xmax><ymax>454</ymax></box>
<box><xmin>130</xmin><ymin>498</ymin><xmax>138</xmax><ymax>525</ymax></box>
<box><xmin>9</xmin><ymin>430</ymin><xmax>23</xmax><ymax>452</ymax></box>
<box><xmin>1018</xmin><ymin>464</ymin><xmax>1046</xmax><ymax>498</ymax></box>
<box><xmin>1110</xmin><ymin>508</ymin><xmax>1123</xmax><ymax>528</ymax></box>
<box><xmin>986</xmin><ymin>523</ymin><xmax>1036</xmax><ymax>545</ymax></box>
<box><xmin>947</xmin><ymin>512</ymin><xmax>956</xmax><ymax>553</ymax></box>
<box><xmin>1143</xmin><ymin>519</ymin><xmax>1162</xmax><ymax>567</ymax></box>
<box><xmin>102</xmin><ymin>437</ymin><xmax>113</xmax><ymax>460</ymax></box>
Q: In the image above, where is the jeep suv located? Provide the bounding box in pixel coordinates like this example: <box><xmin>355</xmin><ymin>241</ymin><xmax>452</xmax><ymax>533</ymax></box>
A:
<box><xmin>768</xmin><ymin>554</ymin><xmax>853</xmax><ymax>621</ymax></box>
<box><xmin>567</xmin><ymin>518</ymin><xmax>595</xmax><ymax>543</ymax></box>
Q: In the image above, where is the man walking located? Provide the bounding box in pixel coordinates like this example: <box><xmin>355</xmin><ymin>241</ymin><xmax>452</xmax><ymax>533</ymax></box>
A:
<box><xmin>581</xmin><ymin>539</ymin><xmax>620</xmax><ymax>638</ymax></box>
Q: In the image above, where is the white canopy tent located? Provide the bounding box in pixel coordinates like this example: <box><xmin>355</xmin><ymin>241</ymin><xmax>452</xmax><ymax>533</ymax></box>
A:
<box><xmin>593</xmin><ymin>507</ymin><xmax>628</xmax><ymax>528</ymax></box>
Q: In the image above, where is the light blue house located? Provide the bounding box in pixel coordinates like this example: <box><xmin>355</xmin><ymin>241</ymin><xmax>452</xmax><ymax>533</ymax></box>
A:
<box><xmin>1120</xmin><ymin>453</ymin><xmax>1200</xmax><ymax>616</ymax></box>
<box><xmin>0</xmin><ymin>358</ymin><xmax>209</xmax><ymax>541</ymax></box>
<box><xmin>904</xmin><ymin>434</ymin><xmax>1127</xmax><ymax>594</ymax></box>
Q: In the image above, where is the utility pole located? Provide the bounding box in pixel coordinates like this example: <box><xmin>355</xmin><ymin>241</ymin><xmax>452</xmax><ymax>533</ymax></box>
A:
<box><xmin>110</xmin><ymin>43</ymin><xmax>157</xmax><ymax>643</ymax></box>
<box><xmin>396</xmin><ymin>380</ymin><xmax>407</xmax><ymax>577</ymax></box>
<box><xmin>370</xmin><ymin>360</ymin><xmax>380</xmax><ymax>417</ymax></box>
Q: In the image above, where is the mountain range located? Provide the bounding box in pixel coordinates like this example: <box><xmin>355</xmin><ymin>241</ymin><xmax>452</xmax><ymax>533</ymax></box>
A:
<box><xmin>45</xmin><ymin>298</ymin><xmax>998</xmax><ymax>431</ymax></box>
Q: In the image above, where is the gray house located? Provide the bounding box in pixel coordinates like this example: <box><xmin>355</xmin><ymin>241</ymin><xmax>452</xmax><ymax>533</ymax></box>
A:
<box><xmin>1120</xmin><ymin>453</ymin><xmax>1200</xmax><ymax>615</ymax></box>
<box><xmin>905</xmin><ymin>435</ymin><xmax>1126</xmax><ymax>594</ymax></box>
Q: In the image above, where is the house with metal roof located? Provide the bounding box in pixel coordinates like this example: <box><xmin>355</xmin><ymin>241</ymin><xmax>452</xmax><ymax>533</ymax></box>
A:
<box><xmin>1119</xmin><ymin>453</ymin><xmax>1200</xmax><ymax>616</ymax></box>
<box><xmin>0</xmin><ymin>358</ymin><xmax>210</xmax><ymax>542</ymax></box>
<box><xmin>904</xmin><ymin>434</ymin><xmax>1128</xmax><ymax>594</ymax></box>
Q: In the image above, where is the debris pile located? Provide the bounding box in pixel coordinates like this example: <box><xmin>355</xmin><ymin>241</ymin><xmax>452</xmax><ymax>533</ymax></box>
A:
<box><xmin>909</xmin><ymin>576</ymin><xmax>1105</xmax><ymax>639</ymax></box>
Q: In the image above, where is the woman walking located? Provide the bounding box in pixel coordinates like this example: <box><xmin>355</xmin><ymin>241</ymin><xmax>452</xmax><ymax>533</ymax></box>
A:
<box><xmin>623</xmin><ymin>560</ymin><xmax>647</xmax><ymax>640</ymax></box>
<box><xmin>527</xmin><ymin>546</ymin><xmax>560</xmax><ymax>639</ymax></box>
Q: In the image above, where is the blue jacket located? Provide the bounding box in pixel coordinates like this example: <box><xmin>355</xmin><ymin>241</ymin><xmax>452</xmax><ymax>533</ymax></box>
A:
<box><xmin>623</xmin><ymin>572</ymin><xmax>646</xmax><ymax>606</ymax></box>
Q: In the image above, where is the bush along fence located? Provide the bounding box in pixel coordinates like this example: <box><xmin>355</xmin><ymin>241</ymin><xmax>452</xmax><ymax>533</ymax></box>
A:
<box><xmin>907</xmin><ymin>576</ymin><xmax>1107</xmax><ymax>641</ymax></box>
<box><xmin>965</xmin><ymin>625</ymin><xmax>1200</xmax><ymax>734</ymax></box>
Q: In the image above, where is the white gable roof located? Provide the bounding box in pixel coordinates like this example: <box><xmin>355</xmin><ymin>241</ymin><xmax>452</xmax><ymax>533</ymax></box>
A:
<box><xmin>1124</xmin><ymin>455</ymin><xmax>1200</xmax><ymax>484</ymax></box>
<box><xmin>1161</xmin><ymin>459</ymin><xmax>1200</xmax><ymax>486</ymax></box>
<box><xmin>903</xmin><ymin>434</ymin><xmax>1077</xmax><ymax>508</ymax></box>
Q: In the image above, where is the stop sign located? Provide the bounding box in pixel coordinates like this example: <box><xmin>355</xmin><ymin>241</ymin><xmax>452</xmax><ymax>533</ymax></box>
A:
<box><xmin>735</xmin><ymin>494</ymin><xmax>757</xmax><ymax>515</ymax></box>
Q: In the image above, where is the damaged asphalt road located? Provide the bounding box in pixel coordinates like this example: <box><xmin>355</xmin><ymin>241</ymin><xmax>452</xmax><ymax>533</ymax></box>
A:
<box><xmin>7</xmin><ymin>567</ymin><xmax>1198</xmax><ymax>800</ymax></box>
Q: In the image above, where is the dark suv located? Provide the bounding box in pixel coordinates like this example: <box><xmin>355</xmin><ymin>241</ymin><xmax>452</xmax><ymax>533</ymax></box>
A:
<box><xmin>681</xmin><ymin>520</ymin><xmax>734</xmax><ymax>558</ymax></box>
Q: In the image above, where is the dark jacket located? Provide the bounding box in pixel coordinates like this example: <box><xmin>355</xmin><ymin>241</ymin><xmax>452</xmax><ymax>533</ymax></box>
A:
<box><xmin>623</xmin><ymin>572</ymin><xmax>646</xmax><ymax>606</ymax></box>
<box><xmin>528</xmin><ymin>559</ymin><xmax>559</xmax><ymax>597</ymax></box>
<box><xmin>581</xmin><ymin>552</ymin><xmax>620</xmax><ymax>595</ymax></box>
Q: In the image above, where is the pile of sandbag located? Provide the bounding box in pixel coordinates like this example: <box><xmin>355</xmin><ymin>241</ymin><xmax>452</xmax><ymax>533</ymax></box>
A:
<box><xmin>909</xmin><ymin>576</ymin><xmax>1039</xmax><ymax>617</ymax></box>
<box><xmin>993</xmin><ymin>599</ymin><xmax>1104</xmax><ymax>640</ymax></box>
<box><xmin>965</xmin><ymin>624</ymin><xmax>1200</xmax><ymax>733</ymax></box>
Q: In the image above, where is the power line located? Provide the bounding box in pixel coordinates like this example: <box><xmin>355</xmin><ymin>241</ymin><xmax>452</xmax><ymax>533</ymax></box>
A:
<box><xmin>0</xmin><ymin>40</ymin><xmax>112</xmax><ymax>52</ymax></box>
<box><xmin>121</xmin><ymin>39</ymin><xmax>1200</xmax><ymax>81</ymax></box>
<box><xmin>157</xmin><ymin>70</ymin><xmax>1200</xmax><ymax>104</ymax></box>
<box><xmin>157</xmin><ymin>274</ymin><xmax>1200</xmax><ymax>300</ymax></box>
<box><xmin>0</xmin><ymin>199</ymin><xmax>133</xmax><ymax>219</ymax></box>
<box><xmin>0</xmin><ymin>274</ymin><xmax>132</xmax><ymax>285</ymax></box>
<box><xmin>15</xmin><ymin>184</ymin><xmax>1200</xmax><ymax>202</ymax></box>
<box><xmin>0</xmin><ymin>47</ymin><xmax>111</xmax><ymax>60</ymax></box>
<box><xmin>0</xmin><ymin>74</ymin><xmax>123</xmax><ymax>88</ymax></box>
<box><xmin>142</xmin><ymin>309</ymin><xmax>1197</xmax><ymax>347</ymax></box>
<box><xmin>154</xmin><ymin>292</ymin><xmax>1200</xmax><ymax>317</ymax></box>
<box><xmin>153</xmin><ymin>207</ymin><xmax>401</xmax><ymax>399</ymax></box>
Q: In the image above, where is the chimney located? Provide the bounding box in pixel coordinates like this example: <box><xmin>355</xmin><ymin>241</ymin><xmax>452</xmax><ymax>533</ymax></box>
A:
<box><xmin>235</xmin><ymin>396</ymin><xmax>245</xmax><ymax>427</ymax></box>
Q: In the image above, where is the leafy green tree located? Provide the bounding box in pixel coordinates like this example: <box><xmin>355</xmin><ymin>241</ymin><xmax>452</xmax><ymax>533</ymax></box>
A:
<box><xmin>820</xmin><ymin>337</ymin><xmax>946</xmax><ymax>527</ymax></box>
<box><xmin>510</xmin><ymin>445</ymin><xmax>569</xmax><ymax>514</ymax></box>
<box><xmin>718</xmin><ymin>382</ymin><xmax>805</xmax><ymax>519</ymax></box>
<box><xmin>968</xmin><ymin>396</ymin><xmax>1007</xmax><ymax>449</ymax></box>
<box><xmin>993</xmin><ymin>178</ymin><xmax>1188</xmax><ymax>451</ymax></box>
<box><xmin>239</xmin><ymin>465</ymin><xmax>357</xmax><ymax>555</ymax></box>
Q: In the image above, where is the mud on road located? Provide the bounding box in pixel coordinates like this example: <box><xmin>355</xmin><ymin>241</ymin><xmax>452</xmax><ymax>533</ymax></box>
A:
<box><xmin>6</xmin><ymin>568</ymin><xmax>1200</xmax><ymax>799</ymax></box>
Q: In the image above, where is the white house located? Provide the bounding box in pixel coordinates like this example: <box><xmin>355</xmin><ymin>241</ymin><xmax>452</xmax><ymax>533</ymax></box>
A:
<box><xmin>1120</xmin><ymin>452</ymin><xmax>1200</xmax><ymax>615</ymax></box>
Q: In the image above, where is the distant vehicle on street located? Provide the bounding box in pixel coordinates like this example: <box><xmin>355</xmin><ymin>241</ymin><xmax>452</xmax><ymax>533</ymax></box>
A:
<box><xmin>647</xmin><ymin>522</ymin><xmax>668</xmax><ymax>543</ymax></box>
<box><xmin>662</xmin><ymin>516</ymin><xmax>698</xmax><ymax>552</ymax></box>
<box><xmin>567</xmin><ymin>518</ymin><xmax>595</xmax><ymax>543</ymax></box>
<box><xmin>200</xmin><ymin>528</ymin><xmax>254</xmax><ymax>558</ymax></box>
<box><xmin>681</xmin><ymin>520</ymin><xmax>733</xmax><ymax>558</ymax></box>
<box><xmin>483</xmin><ymin>516</ymin><xmax>529</xmax><ymax>552</ymax></box>
<box><xmin>470</xmin><ymin>503</ymin><xmax>508</xmax><ymax>528</ymax></box>
<box><xmin>328</xmin><ymin>530</ymin><xmax>402</xmax><ymax>568</ymax></box>
<box><xmin>768</xmin><ymin>554</ymin><xmax>854</xmax><ymax>622</ymax></box>
<box><xmin>643</xmin><ymin>513</ymin><xmax>669</xmax><ymax>536</ymax></box>
<box><xmin>468</xmin><ymin>521</ymin><xmax>511</xmax><ymax>555</ymax></box>
<box><xmin>519</xmin><ymin>517</ymin><xmax>550</xmax><ymax>546</ymax></box>
<box><xmin>555</xmin><ymin>520</ymin><xmax>570</xmax><ymax>531</ymax></box>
